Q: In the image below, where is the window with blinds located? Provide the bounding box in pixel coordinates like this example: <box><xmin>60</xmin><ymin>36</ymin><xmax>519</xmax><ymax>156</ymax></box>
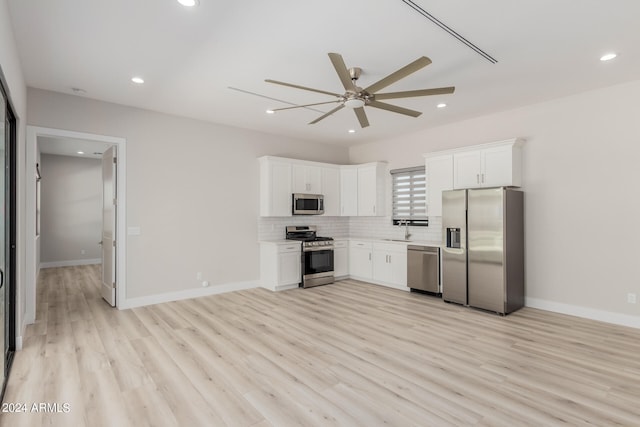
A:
<box><xmin>391</xmin><ymin>166</ymin><xmax>428</xmax><ymax>226</ymax></box>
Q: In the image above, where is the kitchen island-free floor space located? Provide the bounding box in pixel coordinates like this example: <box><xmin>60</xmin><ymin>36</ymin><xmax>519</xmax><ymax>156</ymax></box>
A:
<box><xmin>3</xmin><ymin>265</ymin><xmax>640</xmax><ymax>426</ymax></box>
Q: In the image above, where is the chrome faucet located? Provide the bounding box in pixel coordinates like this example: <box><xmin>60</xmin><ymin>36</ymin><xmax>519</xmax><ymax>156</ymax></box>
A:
<box><xmin>398</xmin><ymin>219</ymin><xmax>411</xmax><ymax>240</ymax></box>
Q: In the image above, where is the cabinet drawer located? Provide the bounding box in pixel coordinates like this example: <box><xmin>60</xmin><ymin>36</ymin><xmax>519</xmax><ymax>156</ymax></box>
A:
<box><xmin>349</xmin><ymin>241</ymin><xmax>372</xmax><ymax>250</ymax></box>
<box><xmin>277</xmin><ymin>243</ymin><xmax>301</xmax><ymax>253</ymax></box>
<box><xmin>372</xmin><ymin>242</ymin><xmax>407</xmax><ymax>253</ymax></box>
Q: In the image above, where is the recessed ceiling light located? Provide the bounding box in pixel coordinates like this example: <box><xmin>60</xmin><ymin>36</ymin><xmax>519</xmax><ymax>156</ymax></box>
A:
<box><xmin>266</xmin><ymin>109</ymin><xmax>275</xmax><ymax>114</ymax></box>
<box><xmin>437</xmin><ymin>103</ymin><xmax>447</xmax><ymax>108</ymax></box>
<box><xmin>348</xmin><ymin>129</ymin><xmax>356</xmax><ymax>134</ymax></box>
<box><xmin>600</xmin><ymin>53</ymin><xmax>617</xmax><ymax>61</ymax></box>
<box><xmin>131</xmin><ymin>76</ymin><xmax>145</xmax><ymax>84</ymax></box>
<box><xmin>77</xmin><ymin>151</ymin><xmax>84</xmax><ymax>155</ymax></box>
<box><xmin>177</xmin><ymin>0</ymin><xmax>199</xmax><ymax>6</ymax></box>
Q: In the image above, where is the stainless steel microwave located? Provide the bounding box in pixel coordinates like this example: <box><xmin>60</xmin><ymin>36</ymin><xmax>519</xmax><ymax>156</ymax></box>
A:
<box><xmin>292</xmin><ymin>193</ymin><xmax>324</xmax><ymax>215</ymax></box>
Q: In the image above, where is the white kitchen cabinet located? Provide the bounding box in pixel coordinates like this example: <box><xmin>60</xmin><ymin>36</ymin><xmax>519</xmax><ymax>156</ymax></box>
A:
<box><xmin>260</xmin><ymin>241</ymin><xmax>301</xmax><ymax>291</ymax></box>
<box><xmin>340</xmin><ymin>167</ymin><xmax>358</xmax><ymax>216</ymax></box>
<box><xmin>372</xmin><ymin>242</ymin><xmax>407</xmax><ymax>288</ymax></box>
<box><xmin>349</xmin><ymin>240</ymin><xmax>373</xmax><ymax>279</ymax></box>
<box><xmin>425</xmin><ymin>154</ymin><xmax>453</xmax><ymax>217</ymax></box>
<box><xmin>293</xmin><ymin>164</ymin><xmax>322</xmax><ymax>194</ymax></box>
<box><xmin>357</xmin><ymin>162</ymin><xmax>386</xmax><ymax>217</ymax></box>
<box><xmin>259</xmin><ymin>157</ymin><xmax>292</xmax><ymax>217</ymax></box>
<box><xmin>259</xmin><ymin>156</ymin><xmax>387</xmax><ymax>218</ymax></box>
<box><xmin>321</xmin><ymin>167</ymin><xmax>340</xmax><ymax>216</ymax></box>
<box><xmin>453</xmin><ymin>139</ymin><xmax>523</xmax><ymax>189</ymax></box>
<box><xmin>333</xmin><ymin>240</ymin><xmax>348</xmax><ymax>278</ymax></box>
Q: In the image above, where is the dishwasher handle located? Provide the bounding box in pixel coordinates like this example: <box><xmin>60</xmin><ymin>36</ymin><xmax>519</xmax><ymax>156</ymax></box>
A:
<box><xmin>407</xmin><ymin>245</ymin><xmax>438</xmax><ymax>254</ymax></box>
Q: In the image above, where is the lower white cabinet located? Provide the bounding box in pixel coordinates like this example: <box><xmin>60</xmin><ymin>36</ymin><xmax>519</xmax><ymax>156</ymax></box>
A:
<box><xmin>348</xmin><ymin>240</ymin><xmax>373</xmax><ymax>279</ymax></box>
<box><xmin>260</xmin><ymin>242</ymin><xmax>301</xmax><ymax>291</ymax></box>
<box><xmin>347</xmin><ymin>240</ymin><xmax>407</xmax><ymax>288</ymax></box>
<box><xmin>333</xmin><ymin>240</ymin><xmax>348</xmax><ymax>278</ymax></box>
<box><xmin>372</xmin><ymin>242</ymin><xmax>407</xmax><ymax>288</ymax></box>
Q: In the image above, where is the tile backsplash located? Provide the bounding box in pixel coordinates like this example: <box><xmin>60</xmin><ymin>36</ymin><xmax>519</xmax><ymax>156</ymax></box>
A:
<box><xmin>349</xmin><ymin>216</ymin><xmax>442</xmax><ymax>242</ymax></box>
<box><xmin>258</xmin><ymin>215</ymin><xmax>442</xmax><ymax>243</ymax></box>
<box><xmin>258</xmin><ymin>216</ymin><xmax>350</xmax><ymax>241</ymax></box>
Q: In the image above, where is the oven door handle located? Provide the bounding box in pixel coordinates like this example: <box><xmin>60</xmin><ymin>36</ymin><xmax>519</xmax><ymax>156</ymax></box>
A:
<box><xmin>303</xmin><ymin>246</ymin><xmax>335</xmax><ymax>252</ymax></box>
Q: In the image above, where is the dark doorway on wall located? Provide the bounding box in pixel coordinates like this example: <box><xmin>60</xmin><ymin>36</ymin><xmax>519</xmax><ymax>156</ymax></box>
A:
<box><xmin>0</xmin><ymin>67</ymin><xmax>18</xmax><ymax>403</ymax></box>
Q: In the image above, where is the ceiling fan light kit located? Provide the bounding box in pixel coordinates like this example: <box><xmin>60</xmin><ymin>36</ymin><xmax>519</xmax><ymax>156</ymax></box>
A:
<box><xmin>266</xmin><ymin>52</ymin><xmax>455</xmax><ymax>128</ymax></box>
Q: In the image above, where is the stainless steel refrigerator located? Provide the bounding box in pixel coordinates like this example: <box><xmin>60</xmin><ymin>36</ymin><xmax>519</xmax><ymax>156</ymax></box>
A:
<box><xmin>441</xmin><ymin>187</ymin><xmax>524</xmax><ymax>314</ymax></box>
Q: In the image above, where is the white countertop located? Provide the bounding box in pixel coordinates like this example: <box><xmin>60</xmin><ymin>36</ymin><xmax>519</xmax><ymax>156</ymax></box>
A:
<box><xmin>342</xmin><ymin>237</ymin><xmax>443</xmax><ymax>247</ymax></box>
<box><xmin>260</xmin><ymin>238</ymin><xmax>442</xmax><ymax>247</ymax></box>
<box><xmin>259</xmin><ymin>240</ymin><xmax>301</xmax><ymax>245</ymax></box>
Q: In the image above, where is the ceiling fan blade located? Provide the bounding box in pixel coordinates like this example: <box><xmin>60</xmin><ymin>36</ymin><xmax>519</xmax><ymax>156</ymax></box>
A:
<box><xmin>374</xmin><ymin>86</ymin><xmax>455</xmax><ymax>100</ymax></box>
<box><xmin>265</xmin><ymin>79</ymin><xmax>341</xmax><ymax>98</ymax></box>
<box><xmin>271</xmin><ymin>100</ymin><xmax>341</xmax><ymax>112</ymax></box>
<box><xmin>354</xmin><ymin>107</ymin><xmax>369</xmax><ymax>128</ymax></box>
<box><xmin>368</xmin><ymin>100</ymin><xmax>422</xmax><ymax>117</ymax></box>
<box><xmin>365</xmin><ymin>56</ymin><xmax>432</xmax><ymax>94</ymax></box>
<box><xmin>309</xmin><ymin>104</ymin><xmax>345</xmax><ymax>125</ymax></box>
<box><xmin>328</xmin><ymin>53</ymin><xmax>356</xmax><ymax>92</ymax></box>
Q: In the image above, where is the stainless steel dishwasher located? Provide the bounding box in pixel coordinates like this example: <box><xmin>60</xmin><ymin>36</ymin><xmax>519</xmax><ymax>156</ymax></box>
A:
<box><xmin>407</xmin><ymin>245</ymin><xmax>441</xmax><ymax>294</ymax></box>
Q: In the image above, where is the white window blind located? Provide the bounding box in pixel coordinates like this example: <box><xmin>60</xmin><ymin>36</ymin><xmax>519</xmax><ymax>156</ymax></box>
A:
<box><xmin>391</xmin><ymin>166</ymin><xmax>428</xmax><ymax>226</ymax></box>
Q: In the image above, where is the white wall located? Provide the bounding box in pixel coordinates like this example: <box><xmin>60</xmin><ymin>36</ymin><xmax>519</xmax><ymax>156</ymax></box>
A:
<box><xmin>1</xmin><ymin>0</ymin><xmax>28</xmax><ymax>344</ymax></box>
<box><xmin>350</xmin><ymin>79</ymin><xmax>640</xmax><ymax>321</ymax></box>
<box><xmin>26</xmin><ymin>88</ymin><xmax>349</xmax><ymax>299</ymax></box>
<box><xmin>40</xmin><ymin>154</ymin><xmax>102</xmax><ymax>266</ymax></box>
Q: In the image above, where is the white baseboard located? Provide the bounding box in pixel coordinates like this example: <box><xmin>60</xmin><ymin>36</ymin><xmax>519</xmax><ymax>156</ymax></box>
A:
<box><xmin>15</xmin><ymin>335</ymin><xmax>23</xmax><ymax>351</ymax></box>
<box><xmin>526</xmin><ymin>297</ymin><xmax>640</xmax><ymax>329</ymax></box>
<box><xmin>40</xmin><ymin>259</ymin><xmax>102</xmax><ymax>268</ymax></box>
<box><xmin>347</xmin><ymin>275</ymin><xmax>410</xmax><ymax>291</ymax></box>
<box><xmin>120</xmin><ymin>280</ymin><xmax>260</xmax><ymax>309</ymax></box>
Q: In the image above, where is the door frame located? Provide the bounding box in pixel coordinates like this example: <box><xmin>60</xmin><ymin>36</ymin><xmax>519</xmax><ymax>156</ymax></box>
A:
<box><xmin>25</xmin><ymin>126</ymin><xmax>127</xmax><ymax>326</ymax></box>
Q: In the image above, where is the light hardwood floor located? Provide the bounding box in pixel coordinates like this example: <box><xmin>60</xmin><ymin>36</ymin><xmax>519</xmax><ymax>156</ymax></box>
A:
<box><xmin>2</xmin><ymin>265</ymin><xmax>640</xmax><ymax>426</ymax></box>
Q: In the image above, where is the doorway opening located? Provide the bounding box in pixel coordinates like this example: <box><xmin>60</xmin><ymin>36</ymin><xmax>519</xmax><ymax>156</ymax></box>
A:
<box><xmin>0</xmin><ymin>69</ymin><xmax>17</xmax><ymax>403</ymax></box>
<box><xmin>25</xmin><ymin>127</ymin><xmax>127</xmax><ymax>327</ymax></box>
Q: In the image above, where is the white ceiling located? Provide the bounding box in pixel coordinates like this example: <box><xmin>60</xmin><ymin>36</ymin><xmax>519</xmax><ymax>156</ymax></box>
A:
<box><xmin>8</xmin><ymin>0</ymin><xmax>640</xmax><ymax>146</ymax></box>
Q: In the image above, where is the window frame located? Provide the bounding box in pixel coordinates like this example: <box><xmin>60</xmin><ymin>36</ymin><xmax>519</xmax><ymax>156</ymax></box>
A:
<box><xmin>390</xmin><ymin>165</ymin><xmax>429</xmax><ymax>227</ymax></box>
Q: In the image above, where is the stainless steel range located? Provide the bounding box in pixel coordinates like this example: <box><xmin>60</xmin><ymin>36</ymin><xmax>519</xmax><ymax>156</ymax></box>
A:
<box><xmin>285</xmin><ymin>226</ymin><xmax>334</xmax><ymax>288</ymax></box>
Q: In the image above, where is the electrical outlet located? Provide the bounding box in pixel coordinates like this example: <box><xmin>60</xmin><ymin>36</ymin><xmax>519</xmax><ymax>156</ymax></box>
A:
<box><xmin>627</xmin><ymin>293</ymin><xmax>637</xmax><ymax>304</ymax></box>
<box><xmin>81</xmin><ymin>249</ymin><xmax>86</xmax><ymax>255</ymax></box>
<box><xmin>202</xmin><ymin>281</ymin><xmax>209</xmax><ymax>287</ymax></box>
<box><xmin>196</xmin><ymin>272</ymin><xmax>202</xmax><ymax>280</ymax></box>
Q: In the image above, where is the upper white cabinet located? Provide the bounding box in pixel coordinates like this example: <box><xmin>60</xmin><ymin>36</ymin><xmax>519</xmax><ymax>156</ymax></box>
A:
<box><xmin>259</xmin><ymin>156</ymin><xmax>387</xmax><ymax>217</ymax></box>
<box><xmin>425</xmin><ymin>154</ymin><xmax>454</xmax><ymax>217</ymax></box>
<box><xmin>259</xmin><ymin>157</ymin><xmax>292</xmax><ymax>217</ymax></box>
<box><xmin>423</xmin><ymin>139</ymin><xmax>523</xmax><ymax>216</ymax></box>
<box><xmin>453</xmin><ymin>139</ymin><xmax>523</xmax><ymax>189</ymax></box>
<box><xmin>292</xmin><ymin>164</ymin><xmax>322</xmax><ymax>194</ymax></box>
<box><xmin>321</xmin><ymin>167</ymin><xmax>340</xmax><ymax>216</ymax></box>
<box><xmin>340</xmin><ymin>167</ymin><xmax>358</xmax><ymax>216</ymax></box>
<box><xmin>357</xmin><ymin>163</ymin><xmax>386</xmax><ymax>217</ymax></box>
